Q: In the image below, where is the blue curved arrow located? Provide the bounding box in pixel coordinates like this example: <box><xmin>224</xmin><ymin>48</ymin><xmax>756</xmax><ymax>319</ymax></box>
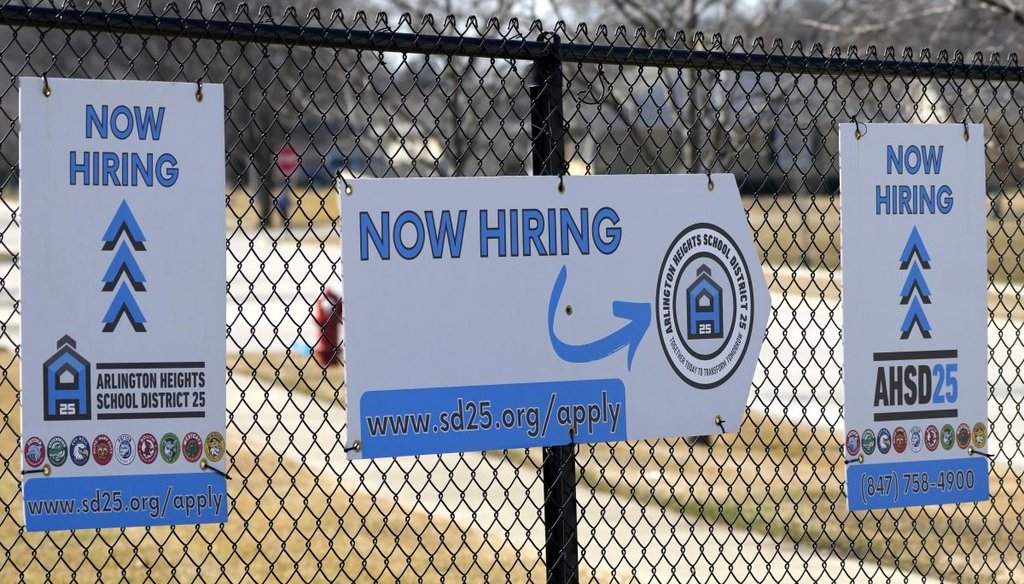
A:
<box><xmin>547</xmin><ymin>265</ymin><xmax>650</xmax><ymax>370</ymax></box>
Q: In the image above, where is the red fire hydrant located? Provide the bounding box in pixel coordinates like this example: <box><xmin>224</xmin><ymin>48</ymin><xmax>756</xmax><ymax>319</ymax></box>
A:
<box><xmin>312</xmin><ymin>289</ymin><xmax>343</xmax><ymax>368</ymax></box>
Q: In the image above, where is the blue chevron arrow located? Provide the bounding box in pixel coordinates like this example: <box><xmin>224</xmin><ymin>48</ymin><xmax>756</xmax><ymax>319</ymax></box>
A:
<box><xmin>101</xmin><ymin>200</ymin><xmax>146</xmax><ymax>251</ymax></box>
<box><xmin>899</xmin><ymin>226</ymin><xmax>930</xmax><ymax>270</ymax></box>
<box><xmin>102</xmin><ymin>241</ymin><xmax>146</xmax><ymax>292</ymax></box>
<box><xmin>900</xmin><ymin>297</ymin><xmax>932</xmax><ymax>340</ymax></box>
<box><xmin>899</xmin><ymin>261</ymin><xmax>931</xmax><ymax>305</ymax></box>
<box><xmin>102</xmin><ymin>282</ymin><xmax>147</xmax><ymax>333</ymax></box>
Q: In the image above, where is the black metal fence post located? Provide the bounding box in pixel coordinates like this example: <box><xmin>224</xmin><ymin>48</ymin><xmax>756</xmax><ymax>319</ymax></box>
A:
<box><xmin>528</xmin><ymin>38</ymin><xmax>579</xmax><ymax>584</ymax></box>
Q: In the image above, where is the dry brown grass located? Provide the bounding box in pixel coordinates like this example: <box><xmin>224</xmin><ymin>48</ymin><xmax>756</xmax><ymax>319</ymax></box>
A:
<box><xmin>231</xmin><ymin>350</ymin><xmax>346</xmax><ymax>408</ymax></box>
<box><xmin>227</xmin><ymin>185</ymin><xmax>339</xmax><ymax>229</ymax></box>
<box><xmin>245</xmin><ymin>348</ymin><xmax>1024</xmax><ymax>581</ymax></box>
<box><xmin>0</xmin><ymin>353</ymin><xmax>541</xmax><ymax>582</ymax></box>
<box><xmin>562</xmin><ymin>414</ymin><xmax>1021</xmax><ymax>583</ymax></box>
<box><xmin>748</xmin><ymin>192</ymin><xmax>1024</xmax><ymax>294</ymax></box>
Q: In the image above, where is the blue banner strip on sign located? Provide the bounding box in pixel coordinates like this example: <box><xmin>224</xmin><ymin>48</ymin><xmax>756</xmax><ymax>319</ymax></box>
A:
<box><xmin>360</xmin><ymin>379</ymin><xmax>627</xmax><ymax>458</ymax></box>
<box><xmin>847</xmin><ymin>456</ymin><xmax>988</xmax><ymax>511</ymax></box>
<box><xmin>24</xmin><ymin>472</ymin><xmax>227</xmax><ymax>531</ymax></box>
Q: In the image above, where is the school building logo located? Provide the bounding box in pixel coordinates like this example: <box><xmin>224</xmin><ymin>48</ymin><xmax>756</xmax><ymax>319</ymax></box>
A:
<box><xmin>657</xmin><ymin>223</ymin><xmax>756</xmax><ymax>389</ymax></box>
<box><xmin>686</xmin><ymin>265</ymin><xmax>723</xmax><ymax>340</ymax></box>
<box><xmin>42</xmin><ymin>335</ymin><xmax>91</xmax><ymax>421</ymax></box>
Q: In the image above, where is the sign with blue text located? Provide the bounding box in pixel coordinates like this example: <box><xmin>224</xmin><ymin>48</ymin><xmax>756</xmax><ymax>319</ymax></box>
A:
<box><xmin>19</xmin><ymin>77</ymin><xmax>227</xmax><ymax>531</ymax></box>
<box><xmin>840</xmin><ymin>123</ymin><xmax>989</xmax><ymax>511</ymax></box>
<box><xmin>341</xmin><ymin>174</ymin><xmax>770</xmax><ymax>459</ymax></box>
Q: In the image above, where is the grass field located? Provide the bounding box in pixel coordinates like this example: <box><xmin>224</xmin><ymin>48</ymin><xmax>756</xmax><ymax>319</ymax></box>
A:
<box><xmin>227</xmin><ymin>185</ymin><xmax>339</xmax><ymax>230</ymax></box>
<box><xmin>225</xmin><ymin>184</ymin><xmax>1024</xmax><ymax>290</ymax></box>
<box><xmin>242</xmin><ymin>349</ymin><xmax>1024</xmax><ymax>582</ymax></box>
<box><xmin>501</xmin><ymin>414</ymin><xmax>1022</xmax><ymax>583</ymax></box>
<box><xmin>0</xmin><ymin>353</ymin><xmax>542</xmax><ymax>582</ymax></box>
<box><xmin>748</xmin><ymin>191</ymin><xmax>1024</xmax><ymax>289</ymax></box>
<box><xmin>602</xmin><ymin>418</ymin><xmax>1022</xmax><ymax>582</ymax></box>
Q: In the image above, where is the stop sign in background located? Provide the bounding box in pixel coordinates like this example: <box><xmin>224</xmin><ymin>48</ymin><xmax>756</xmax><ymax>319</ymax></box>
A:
<box><xmin>277</xmin><ymin>144</ymin><xmax>299</xmax><ymax>176</ymax></box>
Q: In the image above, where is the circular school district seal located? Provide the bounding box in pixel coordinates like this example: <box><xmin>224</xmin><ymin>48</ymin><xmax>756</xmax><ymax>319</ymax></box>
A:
<box><xmin>205</xmin><ymin>431</ymin><xmax>225</xmax><ymax>463</ymax></box>
<box><xmin>47</xmin><ymin>436</ymin><xmax>68</xmax><ymax>467</ymax></box>
<box><xmin>893</xmin><ymin>427</ymin><xmax>908</xmax><ymax>454</ymax></box>
<box><xmin>957</xmin><ymin>423</ymin><xmax>971</xmax><ymax>449</ymax></box>
<box><xmin>92</xmin><ymin>434</ymin><xmax>113</xmax><ymax>466</ymax></box>
<box><xmin>924</xmin><ymin>425</ymin><xmax>939</xmax><ymax>452</ymax></box>
<box><xmin>861</xmin><ymin>429</ymin><xmax>876</xmax><ymax>455</ymax></box>
<box><xmin>23</xmin><ymin>437</ymin><xmax>45</xmax><ymax>468</ymax></box>
<box><xmin>70</xmin><ymin>435</ymin><xmax>90</xmax><ymax>466</ymax></box>
<box><xmin>182</xmin><ymin>432</ymin><xmax>203</xmax><ymax>463</ymax></box>
<box><xmin>657</xmin><ymin>223</ymin><xmax>756</xmax><ymax>389</ymax></box>
<box><xmin>115</xmin><ymin>433</ymin><xmax>135</xmax><ymax>465</ymax></box>
<box><xmin>973</xmin><ymin>422</ymin><xmax>988</xmax><ymax>449</ymax></box>
<box><xmin>137</xmin><ymin>433</ymin><xmax>158</xmax><ymax>464</ymax></box>
<box><xmin>845</xmin><ymin>430</ymin><xmax>861</xmax><ymax>456</ymax></box>
<box><xmin>160</xmin><ymin>433</ymin><xmax>180</xmax><ymax>464</ymax></box>
<box><xmin>877</xmin><ymin>428</ymin><xmax>892</xmax><ymax>454</ymax></box>
<box><xmin>909</xmin><ymin>426</ymin><xmax>923</xmax><ymax>453</ymax></box>
<box><xmin>941</xmin><ymin>424</ymin><xmax>956</xmax><ymax>451</ymax></box>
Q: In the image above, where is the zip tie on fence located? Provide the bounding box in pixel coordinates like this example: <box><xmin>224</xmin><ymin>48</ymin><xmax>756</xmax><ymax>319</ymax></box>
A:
<box><xmin>343</xmin><ymin>440</ymin><xmax>361</xmax><ymax>453</ymax></box>
<box><xmin>557</xmin><ymin>138</ymin><xmax>570</xmax><ymax>194</ymax></box>
<box><xmin>42</xmin><ymin>74</ymin><xmax>51</xmax><ymax>98</ymax></box>
<box><xmin>714</xmin><ymin>414</ymin><xmax>726</xmax><ymax>432</ymax></box>
<box><xmin>844</xmin><ymin>453</ymin><xmax>864</xmax><ymax>465</ymax></box>
<box><xmin>707</xmin><ymin>173</ymin><xmax>715</xmax><ymax>191</ymax></box>
<box><xmin>968</xmin><ymin>447</ymin><xmax>995</xmax><ymax>459</ymax></box>
<box><xmin>575</xmin><ymin>71</ymin><xmax>609</xmax><ymax>106</ymax></box>
<box><xmin>565</xmin><ymin>425</ymin><xmax>577</xmax><ymax>459</ymax></box>
<box><xmin>337</xmin><ymin>170</ymin><xmax>354</xmax><ymax>196</ymax></box>
<box><xmin>200</xmin><ymin>459</ymin><xmax>232</xmax><ymax>480</ymax></box>
<box><xmin>22</xmin><ymin>465</ymin><xmax>50</xmax><ymax>476</ymax></box>
<box><xmin>963</xmin><ymin>119</ymin><xmax>970</xmax><ymax>141</ymax></box>
<box><xmin>853</xmin><ymin>117</ymin><xmax>865</xmax><ymax>140</ymax></box>
<box><xmin>195</xmin><ymin>79</ymin><xmax>203</xmax><ymax>102</ymax></box>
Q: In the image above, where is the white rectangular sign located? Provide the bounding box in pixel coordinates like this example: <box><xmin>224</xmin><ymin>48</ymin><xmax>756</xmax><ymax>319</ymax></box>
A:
<box><xmin>841</xmin><ymin>123</ymin><xmax>989</xmax><ymax>510</ymax></box>
<box><xmin>20</xmin><ymin>77</ymin><xmax>227</xmax><ymax>530</ymax></box>
<box><xmin>341</xmin><ymin>174</ymin><xmax>769</xmax><ymax>459</ymax></box>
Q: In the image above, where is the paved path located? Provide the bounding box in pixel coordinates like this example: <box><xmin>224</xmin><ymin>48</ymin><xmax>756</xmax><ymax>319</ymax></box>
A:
<box><xmin>231</xmin><ymin>374</ymin><xmax>934</xmax><ymax>583</ymax></box>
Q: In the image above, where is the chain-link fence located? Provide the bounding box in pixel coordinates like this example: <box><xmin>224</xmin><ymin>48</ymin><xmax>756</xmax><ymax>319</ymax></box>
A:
<box><xmin>1</xmin><ymin>2</ymin><xmax>1023</xmax><ymax>582</ymax></box>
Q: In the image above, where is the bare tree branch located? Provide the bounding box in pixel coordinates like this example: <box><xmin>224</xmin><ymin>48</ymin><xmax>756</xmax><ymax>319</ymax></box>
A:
<box><xmin>929</xmin><ymin>0</ymin><xmax>961</xmax><ymax>46</ymax></box>
<box><xmin>801</xmin><ymin>5</ymin><xmax>956</xmax><ymax>35</ymax></box>
<box><xmin>609</xmin><ymin>0</ymin><xmax>663</xmax><ymax>31</ymax></box>
<box><xmin>749</xmin><ymin>0</ymin><xmax>785</xmax><ymax>30</ymax></box>
<box><xmin>972</xmin><ymin>0</ymin><xmax>1024</xmax><ymax>25</ymax></box>
<box><xmin>819</xmin><ymin>0</ymin><xmax>851</xmax><ymax>21</ymax></box>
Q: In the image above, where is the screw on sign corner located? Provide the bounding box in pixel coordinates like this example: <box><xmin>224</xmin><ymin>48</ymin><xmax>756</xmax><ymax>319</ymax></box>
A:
<box><xmin>312</xmin><ymin>290</ymin><xmax>344</xmax><ymax>368</ymax></box>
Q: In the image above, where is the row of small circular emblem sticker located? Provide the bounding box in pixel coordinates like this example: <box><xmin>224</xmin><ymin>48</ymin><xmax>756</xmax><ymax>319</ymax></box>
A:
<box><xmin>846</xmin><ymin>422</ymin><xmax>987</xmax><ymax>457</ymax></box>
<box><xmin>23</xmin><ymin>431</ymin><xmax>225</xmax><ymax>468</ymax></box>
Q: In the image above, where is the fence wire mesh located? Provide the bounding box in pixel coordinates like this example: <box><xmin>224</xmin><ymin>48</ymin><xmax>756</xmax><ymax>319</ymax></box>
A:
<box><xmin>0</xmin><ymin>2</ymin><xmax>1023</xmax><ymax>582</ymax></box>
